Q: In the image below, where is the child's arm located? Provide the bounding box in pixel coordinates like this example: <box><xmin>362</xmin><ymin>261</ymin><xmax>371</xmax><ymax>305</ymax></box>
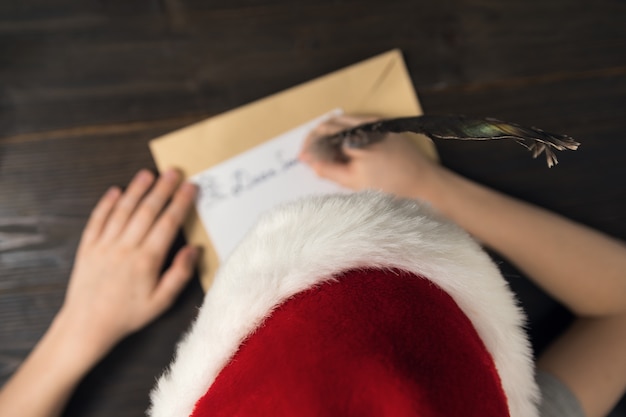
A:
<box><xmin>0</xmin><ymin>169</ymin><xmax>198</xmax><ymax>417</ymax></box>
<box><xmin>301</xmin><ymin>115</ymin><xmax>626</xmax><ymax>417</ymax></box>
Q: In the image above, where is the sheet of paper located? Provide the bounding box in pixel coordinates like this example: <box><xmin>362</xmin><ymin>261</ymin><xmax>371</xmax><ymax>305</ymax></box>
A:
<box><xmin>190</xmin><ymin>109</ymin><xmax>346</xmax><ymax>262</ymax></box>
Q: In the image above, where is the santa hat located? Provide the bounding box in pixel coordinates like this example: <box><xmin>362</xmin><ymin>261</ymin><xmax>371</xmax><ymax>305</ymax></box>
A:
<box><xmin>149</xmin><ymin>192</ymin><xmax>540</xmax><ymax>417</ymax></box>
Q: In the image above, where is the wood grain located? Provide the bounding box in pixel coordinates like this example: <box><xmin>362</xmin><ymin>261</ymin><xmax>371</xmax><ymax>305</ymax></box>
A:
<box><xmin>1</xmin><ymin>0</ymin><xmax>625</xmax><ymax>415</ymax></box>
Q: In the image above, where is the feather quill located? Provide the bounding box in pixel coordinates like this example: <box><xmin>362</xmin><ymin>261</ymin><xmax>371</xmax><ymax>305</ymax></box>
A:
<box><xmin>312</xmin><ymin>115</ymin><xmax>580</xmax><ymax>167</ymax></box>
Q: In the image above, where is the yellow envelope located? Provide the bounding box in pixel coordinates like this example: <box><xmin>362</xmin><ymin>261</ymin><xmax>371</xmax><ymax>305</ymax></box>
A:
<box><xmin>149</xmin><ymin>49</ymin><xmax>437</xmax><ymax>291</ymax></box>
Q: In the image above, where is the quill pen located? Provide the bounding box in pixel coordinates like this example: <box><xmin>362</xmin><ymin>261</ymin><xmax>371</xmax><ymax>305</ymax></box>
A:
<box><xmin>311</xmin><ymin>115</ymin><xmax>580</xmax><ymax>168</ymax></box>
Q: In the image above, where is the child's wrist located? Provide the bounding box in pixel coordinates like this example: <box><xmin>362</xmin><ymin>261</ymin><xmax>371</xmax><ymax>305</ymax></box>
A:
<box><xmin>411</xmin><ymin>165</ymin><xmax>453</xmax><ymax>211</ymax></box>
<box><xmin>47</xmin><ymin>310</ymin><xmax>113</xmax><ymax>377</ymax></box>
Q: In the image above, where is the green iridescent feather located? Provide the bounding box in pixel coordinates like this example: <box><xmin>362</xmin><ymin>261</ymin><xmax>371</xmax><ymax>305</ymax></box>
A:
<box><xmin>313</xmin><ymin>115</ymin><xmax>580</xmax><ymax>168</ymax></box>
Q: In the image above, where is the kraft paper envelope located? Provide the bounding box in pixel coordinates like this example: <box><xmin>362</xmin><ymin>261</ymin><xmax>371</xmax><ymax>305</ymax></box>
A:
<box><xmin>149</xmin><ymin>49</ymin><xmax>437</xmax><ymax>291</ymax></box>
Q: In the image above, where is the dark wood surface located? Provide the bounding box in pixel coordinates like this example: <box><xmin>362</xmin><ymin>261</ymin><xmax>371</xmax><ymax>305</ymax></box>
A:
<box><xmin>1</xmin><ymin>0</ymin><xmax>625</xmax><ymax>415</ymax></box>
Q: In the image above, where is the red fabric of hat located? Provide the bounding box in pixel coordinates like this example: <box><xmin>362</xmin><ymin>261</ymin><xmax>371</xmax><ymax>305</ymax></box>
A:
<box><xmin>191</xmin><ymin>268</ymin><xmax>509</xmax><ymax>417</ymax></box>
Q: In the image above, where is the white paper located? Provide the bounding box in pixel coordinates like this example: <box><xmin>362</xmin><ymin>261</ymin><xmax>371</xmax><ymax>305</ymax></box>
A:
<box><xmin>191</xmin><ymin>109</ymin><xmax>346</xmax><ymax>262</ymax></box>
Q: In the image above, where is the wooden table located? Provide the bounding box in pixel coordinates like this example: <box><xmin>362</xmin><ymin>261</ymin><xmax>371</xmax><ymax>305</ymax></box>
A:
<box><xmin>1</xmin><ymin>0</ymin><xmax>625</xmax><ymax>415</ymax></box>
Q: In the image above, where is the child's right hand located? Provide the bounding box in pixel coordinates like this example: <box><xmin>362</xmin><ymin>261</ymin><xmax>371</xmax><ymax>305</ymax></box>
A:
<box><xmin>299</xmin><ymin>115</ymin><xmax>443</xmax><ymax>201</ymax></box>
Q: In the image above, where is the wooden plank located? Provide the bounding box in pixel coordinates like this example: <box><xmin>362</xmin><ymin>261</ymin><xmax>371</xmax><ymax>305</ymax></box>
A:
<box><xmin>0</xmin><ymin>0</ymin><xmax>163</xmax><ymax>21</ymax></box>
<box><xmin>0</xmin><ymin>127</ymin><xmax>205</xmax><ymax>417</ymax></box>
<box><xmin>420</xmin><ymin>73</ymin><xmax>626</xmax><ymax>240</ymax></box>
<box><xmin>452</xmin><ymin>0</ymin><xmax>626</xmax><ymax>80</ymax></box>
<box><xmin>1</xmin><ymin>0</ymin><xmax>624</xmax><ymax>137</ymax></box>
<box><xmin>0</xmin><ymin>125</ymin><xmax>190</xmax><ymax>291</ymax></box>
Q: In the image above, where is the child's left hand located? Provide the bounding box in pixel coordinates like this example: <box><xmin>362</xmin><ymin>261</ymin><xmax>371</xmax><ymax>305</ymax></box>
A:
<box><xmin>58</xmin><ymin>168</ymin><xmax>199</xmax><ymax>363</ymax></box>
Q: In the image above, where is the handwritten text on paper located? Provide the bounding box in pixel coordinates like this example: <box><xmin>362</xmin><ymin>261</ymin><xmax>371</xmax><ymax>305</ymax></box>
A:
<box><xmin>191</xmin><ymin>109</ymin><xmax>346</xmax><ymax>262</ymax></box>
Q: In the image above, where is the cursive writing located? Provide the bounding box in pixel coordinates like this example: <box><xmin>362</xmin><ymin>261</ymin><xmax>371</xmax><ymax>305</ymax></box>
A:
<box><xmin>194</xmin><ymin>150</ymin><xmax>301</xmax><ymax>211</ymax></box>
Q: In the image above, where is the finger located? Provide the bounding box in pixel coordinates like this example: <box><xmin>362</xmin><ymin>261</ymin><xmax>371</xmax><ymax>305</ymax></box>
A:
<box><xmin>81</xmin><ymin>186</ymin><xmax>122</xmax><ymax>245</ymax></box>
<box><xmin>101</xmin><ymin>170</ymin><xmax>155</xmax><ymax>242</ymax></box>
<box><xmin>300</xmin><ymin>119</ymin><xmax>352</xmax><ymax>163</ymax></box>
<box><xmin>333</xmin><ymin>114</ymin><xmax>380</xmax><ymax>125</ymax></box>
<box><xmin>143</xmin><ymin>181</ymin><xmax>197</xmax><ymax>259</ymax></box>
<box><xmin>300</xmin><ymin>115</ymin><xmax>382</xmax><ymax>162</ymax></box>
<box><xmin>121</xmin><ymin>168</ymin><xmax>182</xmax><ymax>246</ymax></box>
<box><xmin>149</xmin><ymin>246</ymin><xmax>198</xmax><ymax>315</ymax></box>
<box><xmin>308</xmin><ymin>160</ymin><xmax>357</xmax><ymax>190</ymax></box>
<box><xmin>342</xmin><ymin>140</ymin><xmax>375</xmax><ymax>158</ymax></box>
<box><xmin>309</xmin><ymin>118</ymin><xmax>352</xmax><ymax>138</ymax></box>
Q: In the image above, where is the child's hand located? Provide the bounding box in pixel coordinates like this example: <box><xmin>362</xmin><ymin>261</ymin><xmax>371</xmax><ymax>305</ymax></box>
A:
<box><xmin>299</xmin><ymin>115</ymin><xmax>442</xmax><ymax>201</ymax></box>
<box><xmin>58</xmin><ymin>169</ymin><xmax>199</xmax><ymax>362</ymax></box>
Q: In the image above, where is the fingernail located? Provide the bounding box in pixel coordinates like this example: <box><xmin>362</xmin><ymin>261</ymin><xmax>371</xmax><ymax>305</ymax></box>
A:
<box><xmin>136</xmin><ymin>170</ymin><xmax>153</xmax><ymax>183</ymax></box>
<box><xmin>106</xmin><ymin>186</ymin><xmax>120</xmax><ymax>197</ymax></box>
<box><xmin>182</xmin><ymin>181</ymin><xmax>198</xmax><ymax>196</ymax></box>
<box><xmin>163</xmin><ymin>168</ymin><xmax>180</xmax><ymax>180</ymax></box>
